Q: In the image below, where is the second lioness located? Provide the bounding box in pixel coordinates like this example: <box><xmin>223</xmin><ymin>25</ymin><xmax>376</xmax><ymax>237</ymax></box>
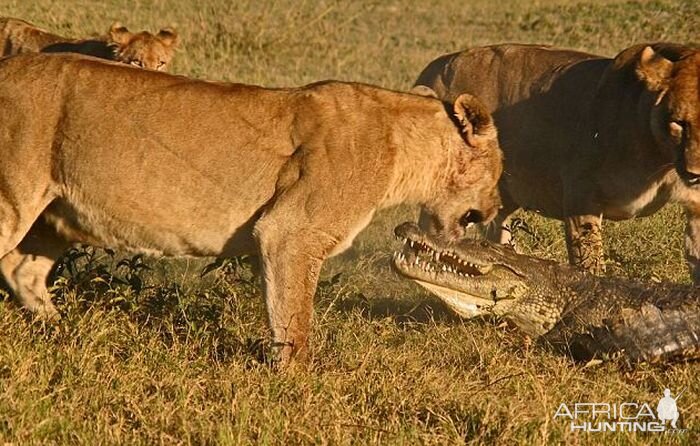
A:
<box><xmin>0</xmin><ymin>53</ymin><xmax>502</xmax><ymax>365</ymax></box>
<box><xmin>415</xmin><ymin>43</ymin><xmax>700</xmax><ymax>281</ymax></box>
<box><xmin>0</xmin><ymin>17</ymin><xmax>178</xmax><ymax>70</ymax></box>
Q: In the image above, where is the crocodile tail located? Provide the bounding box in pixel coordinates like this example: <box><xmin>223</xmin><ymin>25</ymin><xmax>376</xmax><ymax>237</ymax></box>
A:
<box><xmin>562</xmin><ymin>304</ymin><xmax>700</xmax><ymax>364</ymax></box>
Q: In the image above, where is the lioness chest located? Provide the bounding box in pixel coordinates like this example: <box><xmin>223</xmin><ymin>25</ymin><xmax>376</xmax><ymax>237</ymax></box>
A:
<box><xmin>597</xmin><ymin>175</ymin><xmax>676</xmax><ymax>220</ymax></box>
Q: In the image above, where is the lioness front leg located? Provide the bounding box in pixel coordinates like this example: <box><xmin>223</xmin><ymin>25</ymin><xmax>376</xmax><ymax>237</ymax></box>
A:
<box><xmin>254</xmin><ymin>190</ymin><xmax>371</xmax><ymax>367</ymax></box>
<box><xmin>564</xmin><ymin>214</ymin><xmax>605</xmax><ymax>274</ymax></box>
<box><xmin>684</xmin><ymin>205</ymin><xmax>700</xmax><ymax>284</ymax></box>
<box><xmin>255</xmin><ymin>227</ymin><xmax>327</xmax><ymax>366</ymax></box>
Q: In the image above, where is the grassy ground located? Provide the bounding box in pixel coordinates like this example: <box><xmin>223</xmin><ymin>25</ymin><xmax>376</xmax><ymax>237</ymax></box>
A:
<box><xmin>1</xmin><ymin>0</ymin><xmax>699</xmax><ymax>444</ymax></box>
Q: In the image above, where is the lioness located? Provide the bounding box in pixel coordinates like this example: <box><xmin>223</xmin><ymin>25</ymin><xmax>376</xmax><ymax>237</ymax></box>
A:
<box><xmin>0</xmin><ymin>17</ymin><xmax>178</xmax><ymax>70</ymax></box>
<box><xmin>415</xmin><ymin>43</ymin><xmax>700</xmax><ymax>281</ymax></box>
<box><xmin>0</xmin><ymin>53</ymin><xmax>502</xmax><ymax>364</ymax></box>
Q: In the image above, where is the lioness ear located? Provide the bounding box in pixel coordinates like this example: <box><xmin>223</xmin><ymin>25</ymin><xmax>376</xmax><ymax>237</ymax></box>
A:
<box><xmin>109</xmin><ymin>22</ymin><xmax>132</xmax><ymax>46</ymax></box>
<box><xmin>636</xmin><ymin>46</ymin><xmax>673</xmax><ymax>92</ymax></box>
<box><xmin>453</xmin><ymin>93</ymin><xmax>496</xmax><ymax>148</ymax></box>
<box><xmin>410</xmin><ymin>85</ymin><xmax>438</xmax><ymax>98</ymax></box>
<box><xmin>157</xmin><ymin>28</ymin><xmax>179</xmax><ymax>47</ymax></box>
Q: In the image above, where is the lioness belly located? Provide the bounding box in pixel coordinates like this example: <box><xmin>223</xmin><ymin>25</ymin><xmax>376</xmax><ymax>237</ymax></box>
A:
<box><xmin>44</xmin><ymin>187</ymin><xmax>267</xmax><ymax>258</ymax></box>
<box><xmin>600</xmin><ymin>181</ymin><xmax>674</xmax><ymax>220</ymax></box>
<box><xmin>52</xmin><ymin>134</ymin><xmax>287</xmax><ymax>257</ymax></box>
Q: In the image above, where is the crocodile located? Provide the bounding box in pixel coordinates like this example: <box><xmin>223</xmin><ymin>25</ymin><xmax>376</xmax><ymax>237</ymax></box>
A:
<box><xmin>392</xmin><ymin>222</ymin><xmax>700</xmax><ymax>363</ymax></box>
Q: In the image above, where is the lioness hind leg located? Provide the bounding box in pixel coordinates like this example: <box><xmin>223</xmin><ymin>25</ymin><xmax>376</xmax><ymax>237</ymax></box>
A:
<box><xmin>0</xmin><ymin>219</ymin><xmax>69</xmax><ymax>318</ymax></box>
<box><xmin>564</xmin><ymin>214</ymin><xmax>605</xmax><ymax>274</ymax></box>
<box><xmin>0</xmin><ymin>189</ymin><xmax>56</xmax><ymax>297</ymax></box>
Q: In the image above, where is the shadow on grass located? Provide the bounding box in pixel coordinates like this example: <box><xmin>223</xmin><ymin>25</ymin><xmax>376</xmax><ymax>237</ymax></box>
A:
<box><xmin>333</xmin><ymin>292</ymin><xmax>464</xmax><ymax>325</ymax></box>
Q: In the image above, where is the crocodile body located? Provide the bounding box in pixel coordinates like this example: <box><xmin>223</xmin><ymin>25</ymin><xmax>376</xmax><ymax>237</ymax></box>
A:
<box><xmin>392</xmin><ymin>222</ymin><xmax>700</xmax><ymax>363</ymax></box>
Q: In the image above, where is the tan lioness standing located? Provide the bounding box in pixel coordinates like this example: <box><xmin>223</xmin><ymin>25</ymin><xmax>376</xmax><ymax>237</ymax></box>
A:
<box><xmin>415</xmin><ymin>43</ymin><xmax>700</xmax><ymax>281</ymax></box>
<box><xmin>0</xmin><ymin>17</ymin><xmax>178</xmax><ymax>70</ymax></box>
<box><xmin>0</xmin><ymin>17</ymin><xmax>179</xmax><ymax>321</ymax></box>
<box><xmin>0</xmin><ymin>53</ymin><xmax>502</xmax><ymax>365</ymax></box>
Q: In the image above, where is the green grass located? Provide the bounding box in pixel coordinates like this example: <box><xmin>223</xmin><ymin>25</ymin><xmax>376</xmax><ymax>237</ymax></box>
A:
<box><xmin>1</xmin><ymin>0</ymin><xmax>700</xmax><ymax>444</ymax></box>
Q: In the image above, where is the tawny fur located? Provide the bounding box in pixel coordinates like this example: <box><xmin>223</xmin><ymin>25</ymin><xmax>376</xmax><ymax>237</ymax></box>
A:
<box><xmin>415</xmin><ymin>43</ymin><xmax>700</xmax><ymax>280</ymax></box>
<box><xmin>0</xmin><ymin>53</ymin><xmax>502</xmax><ymax>365</ymax></box>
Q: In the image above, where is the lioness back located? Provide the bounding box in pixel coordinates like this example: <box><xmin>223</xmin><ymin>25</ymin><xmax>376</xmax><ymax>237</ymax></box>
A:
<box><xmin>415</xmin><ymin>44</ymin><xmax>601</xmax><ymax>109</ymax></box>
<box><xmin>417</xmin><ymin>44</ymin><xmax>608</xmax><ymax>216</ymax></box>
<box><xmin>0</xmin><ymin>17</ymin><xmax>178</xmax><ymax>70</ymax></box>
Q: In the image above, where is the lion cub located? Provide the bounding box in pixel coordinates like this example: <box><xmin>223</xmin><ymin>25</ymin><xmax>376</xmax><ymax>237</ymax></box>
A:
<box><xmin>0</xmin><ymin>17</ymin><xmax>178</xmax><ymax>70</ymax></box>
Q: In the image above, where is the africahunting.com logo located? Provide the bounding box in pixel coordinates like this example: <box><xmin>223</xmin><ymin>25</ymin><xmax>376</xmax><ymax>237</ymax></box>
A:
<box><xmin>553</xmin><ymin>388</ymin><xmax>687</xmax><ymax>433</ymax></box>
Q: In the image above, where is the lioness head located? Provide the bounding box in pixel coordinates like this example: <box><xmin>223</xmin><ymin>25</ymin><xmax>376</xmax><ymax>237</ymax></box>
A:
<box><xmin>414</xmin><ymin>87</ymin><xmax>503</xmax><ymax>241</ymax></box>
<box><xmin>635</xmin><ymin>45</ymin><xmax>700</xmax><ymax>185</ymax></box>
<box><xmin>108</xmin><ymin>23</ymin><xmax>179</xmax><ymax>71</ymax></box>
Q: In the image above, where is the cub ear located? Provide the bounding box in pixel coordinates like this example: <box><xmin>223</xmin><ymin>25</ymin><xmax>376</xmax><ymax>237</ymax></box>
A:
<box><xmin>410</xmin><ymin>85</ymin><xmax>438</xmax><ymax>98</ymax></box>
<box><xmin>636</xmin><ymin>46</ymin><xmax>673</xmax><ymax>92</ymax></box>
<box><xmin>157</xmin><ymin>28</ymin><xmax>179</xmax><ymax>47</ymax></box>
<box><xmin>109</xmin><ymin>22</ymin><xmax>132</xmax><ymax>46</ymax></box>
<box><xmin>453</xmin><ymin>93</ymin><xmax>496</xmax><ymax>148</ymax></box>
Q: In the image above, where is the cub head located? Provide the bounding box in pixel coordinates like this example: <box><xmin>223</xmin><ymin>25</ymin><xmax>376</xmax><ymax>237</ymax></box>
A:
<box><xmin>108</xmin><ymin>22</ymin><xmax>179</xmax><ymax>71</ymax></box>
<box><xmin>635</xmin><ymin>45</ymin><xmax>700</xmax><ymax>185</ymax></box>
<box><xmin>412</xmin><ymin>86</ymin><xmax>503</xmax><ymax>242</ymax></box>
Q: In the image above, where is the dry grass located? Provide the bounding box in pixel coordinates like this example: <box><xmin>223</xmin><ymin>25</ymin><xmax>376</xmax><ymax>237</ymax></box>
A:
<box><xmin>1</xmin><ymin>0</ymin><xmax>699</xmax><ymax>444</ymax></box>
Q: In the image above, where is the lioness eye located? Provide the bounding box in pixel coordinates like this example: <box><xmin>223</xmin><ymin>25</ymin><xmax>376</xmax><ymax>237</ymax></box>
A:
<box><xmin>157</xmin><ymin>61</ymin><xmax>166</xmax><ymax>70</ymax></box>
<box><xmin>130</xmin><ymin>60</ymin><xmax>143</xmax><ymax>67</ymax></box>
<box><xmin>669</xmin><ymin>120</ymin><xmax>685</xmax><ymax>139</ymax></box>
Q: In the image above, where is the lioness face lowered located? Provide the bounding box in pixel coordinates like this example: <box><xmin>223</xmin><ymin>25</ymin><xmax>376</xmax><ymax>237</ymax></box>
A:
<box><xmin>0</xmin><ymin>55</ymin><xmax>502</xmax><ymax>367</ymax></box>
<box><xmin>417</xmin><ymin>93</ymin><xmax>503</xmax><ymax>242</ymax></box>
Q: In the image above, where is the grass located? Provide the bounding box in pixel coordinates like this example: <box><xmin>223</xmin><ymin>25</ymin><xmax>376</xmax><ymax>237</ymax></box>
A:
<box><xmin>1</xmin><ymin>0</ymin><xmax>700</xmax><ymax>444</ymax></box>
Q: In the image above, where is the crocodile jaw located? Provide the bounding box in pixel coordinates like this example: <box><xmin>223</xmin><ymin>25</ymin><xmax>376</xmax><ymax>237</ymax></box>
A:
<box><xmin>411</xmin><ymin>280</ymin><xmax>495</xmax><ymax>317</ymax></box>
<box><xmin>392</xmin><ymin>222</ymin><xmax>525</xmax><ymax>318</ymax></box>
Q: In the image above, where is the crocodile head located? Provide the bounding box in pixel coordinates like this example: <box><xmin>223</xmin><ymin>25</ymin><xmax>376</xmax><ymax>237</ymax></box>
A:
<box><xmin>392</xmin><ymin>222</ymin><xmax>571</xmax><ymax>336</ymax></box>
